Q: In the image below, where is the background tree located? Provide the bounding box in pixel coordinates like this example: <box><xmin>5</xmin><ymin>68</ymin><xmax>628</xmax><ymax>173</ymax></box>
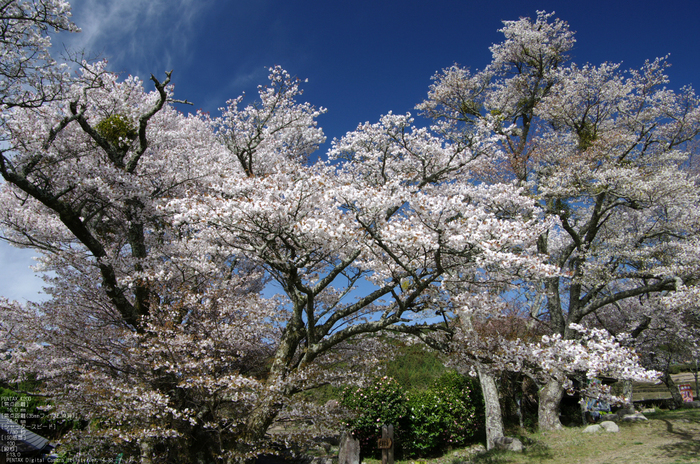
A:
<box><xmin>590</xmin><ymin>295</ymin><xmax>700</xmax><ymax>407</ymax></box>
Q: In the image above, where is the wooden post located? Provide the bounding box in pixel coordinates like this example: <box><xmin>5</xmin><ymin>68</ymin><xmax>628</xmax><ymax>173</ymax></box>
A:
<box><xmin>380</xmin><ymin>424</ymin><xmax>394</xmax><ymax>464</ymax></box>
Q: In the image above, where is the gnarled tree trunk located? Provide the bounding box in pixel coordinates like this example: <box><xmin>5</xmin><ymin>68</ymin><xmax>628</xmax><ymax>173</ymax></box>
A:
<box><xmin>538</xmin><ymin>379</ymin><xmax>564</xmax><ymax>431</ymax></box>
<box><xmin>139</xmin><ymin>439</ymin><xmax>154</xmax><ymax>464</ymax></box>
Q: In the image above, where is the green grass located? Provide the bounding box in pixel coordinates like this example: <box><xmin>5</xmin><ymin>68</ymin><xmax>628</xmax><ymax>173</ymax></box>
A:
<box><xmin>383</xmin><ymin>344</ymin><xmax>447</xmax><ymax>391</ymax></box>
<box><xmin>362</xmin><ymin>408</ymin><xmax>700</xmax><ymax>464</ymax></box>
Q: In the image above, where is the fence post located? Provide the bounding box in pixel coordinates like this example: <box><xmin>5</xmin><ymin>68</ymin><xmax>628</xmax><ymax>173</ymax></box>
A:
<box><xmin>380</xmin><ymin>424</ymin><xmax>394</xmax><ymax>464</ymax></box>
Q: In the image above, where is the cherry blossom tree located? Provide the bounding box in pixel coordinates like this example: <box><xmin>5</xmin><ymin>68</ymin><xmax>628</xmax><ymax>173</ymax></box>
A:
<box><xmin>2</xmin><ymin>5</ymin><xmax>691</xmax><ymax>460</ymax></box>
<box><xmin>418</xmin><ymin>11</ymin><xmax>700</xmax><ymax>430</ymax></box>
<box><xmin>0</xmin><ymin>42</ymin><xmax>554</xmax><ymax>462</ymax></box>
<box><xmin>0</xmin><ymin>59</ymin><xmax>254</xmax><ymax>462</ymax></box>
<box><xmin>431</xmin><ymin>289</ymin><xmax>658</xmax><ymax>447</ymax></box>
<box><xmin>165</xmin><ymin>89</ymin><xmax>556</xmax><ymax>457</ymax></box>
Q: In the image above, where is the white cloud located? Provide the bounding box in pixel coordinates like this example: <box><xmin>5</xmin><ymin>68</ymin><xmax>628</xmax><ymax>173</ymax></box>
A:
<box><xmin>54</xmin><ymin>0</ymin><xmax>213</xmax><ymax>78</ymax></box>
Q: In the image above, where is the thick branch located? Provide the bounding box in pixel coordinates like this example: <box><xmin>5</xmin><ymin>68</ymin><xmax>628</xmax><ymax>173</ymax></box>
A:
<box><xmin>0</xmin><ymin>155</ymin><xmax>140</xmax><ymax>328</ymax></box>
<box><xmin>126</xmin><ymin>72</ymin><xmax>173</xmax><ymax>173</ymax></box>
<box><xmin>578</xmin><ymin>278</ymin><xmax>677</xmax><ymax>320</ymax></box>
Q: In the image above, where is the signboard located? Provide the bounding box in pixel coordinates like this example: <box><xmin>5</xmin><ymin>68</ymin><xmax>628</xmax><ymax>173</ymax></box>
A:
<box><xmin>679</xmin><ymin>384</ymin><xmax>694</xmax><ymax>402</ymax></box>
<box><xmin>377</xmin><ymin>438</ymin><xmax>393</xmax><ymax>449</ymax></box>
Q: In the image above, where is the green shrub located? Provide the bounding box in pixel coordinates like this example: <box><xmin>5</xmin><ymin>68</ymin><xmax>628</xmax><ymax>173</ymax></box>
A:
<box><xmin>404</xmin><ymin>372</ymin><xmax>483</xmax><ymax>457</ymax></box>
<box><xmin>341</xmin><ymin>372</ymin><xmax>484</xmax><ymax>458</ymax></box>
<box><xmin>341</xmin><ymin>376</ymin><xmax>409</xmax><ymax>457</ymax></box>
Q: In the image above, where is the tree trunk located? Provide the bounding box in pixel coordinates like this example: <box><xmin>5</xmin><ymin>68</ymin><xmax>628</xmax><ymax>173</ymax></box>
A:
<box><xmin>139</xmin><ymin>439</ymin><xmax>154</xmax><ymax>464</ymax></box>
<box><xmin>478</xmin><ymin>366</ymin><xmax>504</xmax><ymax>450</ymax></box>
<box><xmin>661</xmin><ymin>372</ymin><xmax>684</xmax><ymax>408</ymax></box>
<box><xmin>238</xmin><ymin>335</ymin><xmax>297</xmax><ymax>460</ymax></box>
<box><xmin>243</xmin><ymin>394</ymin><xmax>284</xmax><ymax>442</ymax></box>
<box><xmin>457</xmin><ymin>312</ymin><xmax>505</xmax><ymax>449</ymax></box>
<box><xmin>231</xmin><ymin>393</ymin><xmax>285</xmax><ymax>464</ymax></box>
<box><xmin>622</xmin><ymin>380</ymin><xmax>634</xmax><ymax>408</ymax></box>
<box><xmin>538</xmin><ymin>379</ymin><xmax>564</xmax><ymax>431</ymax></box>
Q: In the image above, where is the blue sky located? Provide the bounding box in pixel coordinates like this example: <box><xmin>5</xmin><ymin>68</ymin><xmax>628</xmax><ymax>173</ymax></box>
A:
<box><xmin>1</xmin><ymin>0</ymin><xmax>699</xmax><ymax>302</ymax></box>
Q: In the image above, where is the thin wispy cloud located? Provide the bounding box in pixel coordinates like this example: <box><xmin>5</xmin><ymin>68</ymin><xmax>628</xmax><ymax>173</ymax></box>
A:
<box><xmin>56</xmin><ymin>0</ymin><xmax>213</xmax><ymax>78</ymax></box>
<box><xmin>52</xmin><ymin>0</ymin><xmax>282</xmax><ymax>110</ymax></box>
